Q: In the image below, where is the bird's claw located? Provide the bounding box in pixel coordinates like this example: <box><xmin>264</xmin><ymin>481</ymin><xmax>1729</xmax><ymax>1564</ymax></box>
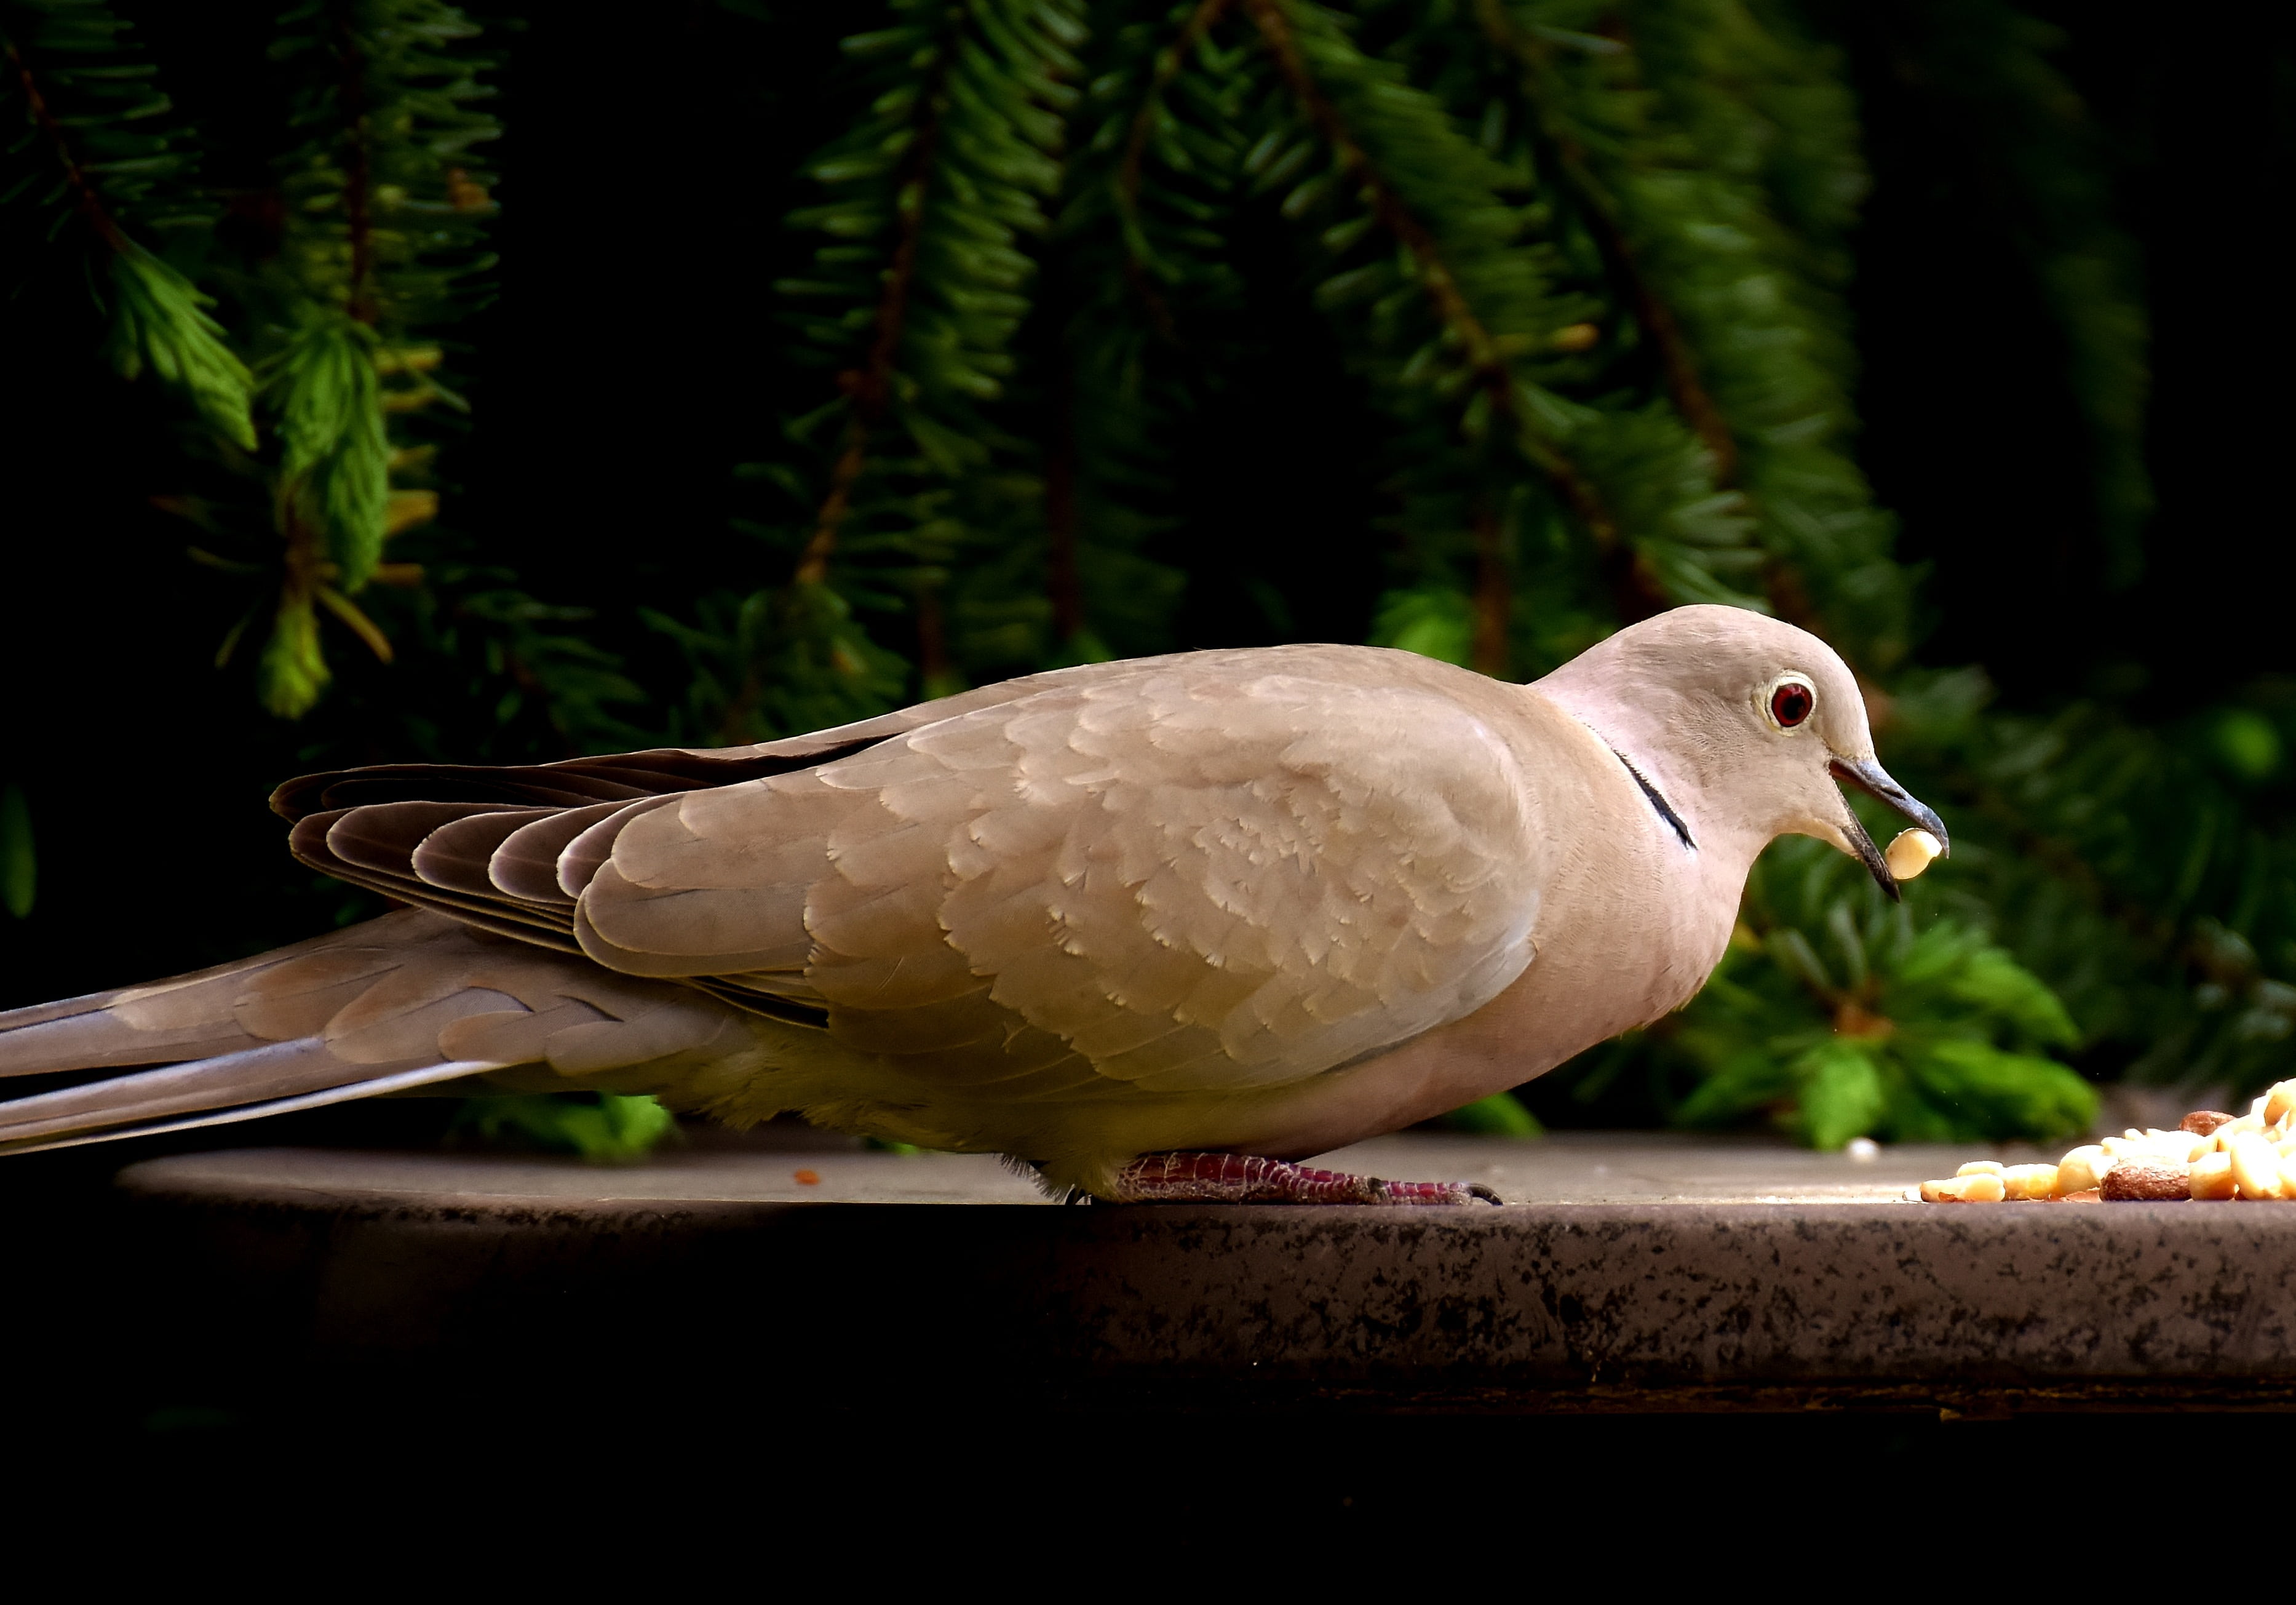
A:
<box><xmin>1112</xmin><ymin>1152</ymin><xmax>1506</xmax><ymax>1206</ymax></box>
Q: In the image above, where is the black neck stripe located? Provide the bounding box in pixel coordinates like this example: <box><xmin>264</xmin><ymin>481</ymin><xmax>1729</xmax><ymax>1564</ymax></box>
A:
<box><xmin>1611</xmin><ymin>749</ymin><xmax>1696</xmax><ymax>851</ymax></box>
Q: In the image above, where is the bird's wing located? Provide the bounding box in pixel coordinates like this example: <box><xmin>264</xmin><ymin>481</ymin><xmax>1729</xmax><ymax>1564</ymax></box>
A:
<box><xmin>578</xmin><ymin>651</ymin><xmax>1552</xmax><ymax>1093</ymax></box>
<box><xmin>271</xmin><ymin>653</ymin><xmax>1240</xmax><ymax>1017</ymax></box>
<box><xmin>274</xmin><ymin>647</ymin><xmax>1552</xmax><ymax>1094</ymax></box>
<box><xmin>267</xmin><ymin>651</ymin><xmax>1213</xmax><ymax>818</ymax></box>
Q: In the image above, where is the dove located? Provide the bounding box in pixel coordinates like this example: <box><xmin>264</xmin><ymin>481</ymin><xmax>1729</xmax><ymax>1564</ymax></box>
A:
<box><xmin>0</xmin><ymin>605</ymin><xmax>1945</xmax><ymax>1202</ymax></box>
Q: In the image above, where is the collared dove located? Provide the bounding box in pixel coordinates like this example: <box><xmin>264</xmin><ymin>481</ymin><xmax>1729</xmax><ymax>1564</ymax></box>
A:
<box><xmin>0</xmin><ymin>605</ymin><xmax>1945</xmax><ymax>1201</ymax></box>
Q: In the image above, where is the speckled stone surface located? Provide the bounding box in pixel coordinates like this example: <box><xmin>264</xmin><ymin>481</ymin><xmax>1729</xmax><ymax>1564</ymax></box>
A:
<box><xmin>112</xmin><ymin>1133</ymin><xmax>2296</xmax><ymax>1406</ymax></box>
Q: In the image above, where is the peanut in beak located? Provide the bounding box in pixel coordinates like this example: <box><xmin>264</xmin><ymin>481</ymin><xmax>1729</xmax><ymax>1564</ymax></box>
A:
<box><xmin>1885</xmin><ymin>829</ymin><xmax>1943</xmax><ymax>882</ymax></box>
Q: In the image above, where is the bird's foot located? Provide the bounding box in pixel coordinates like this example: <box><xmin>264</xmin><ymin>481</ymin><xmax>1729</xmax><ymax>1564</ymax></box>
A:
<box><xmin>1111</xmin><ymin>1151</ymin><xmax>1501</xmax><ymax>1206</ymax></box>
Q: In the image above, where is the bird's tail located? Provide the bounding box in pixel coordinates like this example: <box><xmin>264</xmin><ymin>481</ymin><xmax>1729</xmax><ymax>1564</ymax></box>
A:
<box><xmin>0</xmin><ymin>908</ymin><xmax>742</xmax><ymax>1158</ymax></box>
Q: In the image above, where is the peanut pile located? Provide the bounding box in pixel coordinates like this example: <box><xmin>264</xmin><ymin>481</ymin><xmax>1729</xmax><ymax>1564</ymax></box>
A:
<box><xmin>1919</xmin><ymin>1078</ymin><xmax>2296</xmax><ymax>1203</ymax></box>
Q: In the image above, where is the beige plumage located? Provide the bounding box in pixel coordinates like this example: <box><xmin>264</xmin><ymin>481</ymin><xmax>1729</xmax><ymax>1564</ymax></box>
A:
<box><xmin>0</xmin><ymin>605</ymin><xmax>1945</xmax><ymax>1200</ymax></box>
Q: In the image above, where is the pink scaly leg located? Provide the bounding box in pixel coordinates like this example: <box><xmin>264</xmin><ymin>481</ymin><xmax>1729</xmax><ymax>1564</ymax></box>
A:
<box><xmin>1112</xmin><ymin>1152</ymin><xmax>1501</xmax><ymax>1206</ymax></box>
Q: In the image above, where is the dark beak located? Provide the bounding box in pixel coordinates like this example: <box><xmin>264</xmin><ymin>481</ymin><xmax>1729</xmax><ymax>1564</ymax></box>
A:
<box><xmin>1829</xmin><ymin>756</ymin><xmax>1949</xmax><ymax>903</ymax></box>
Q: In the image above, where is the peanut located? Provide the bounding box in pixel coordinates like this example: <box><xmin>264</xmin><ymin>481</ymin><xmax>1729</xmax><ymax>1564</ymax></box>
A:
<box><xmin>2102</xmin><ymin>1133</ymin><xmax>2194</xmax><ymax>1165</ymax></box>
<box><xmin>2228</xmin><ymin>1133</ymin><xmax>2285</xmax><ymax>1201</ymax></box>
<box><xmin>1921</xmin><ymin>1173</ymin><xmax>2006</xmax><ymax>1203</ymax></box>
<box><xmin>2054</xmin><ymin>1146</ymin><xmax>2112</xmax><ymax>1195</ymax></box>
<box><xmin>2266</xmin><ymin>1079</ymin><xmax>2296</xmax><ymax>1128</ymax></box>
<box><xmin>2001</xmin><ymin>1163</ymin><xmax>2058</xmax><ymax>1200</ymax></box>
<box><xmin>2147</xmin><ymin>1129</ymin><xmax>2213</xmax><ymax>1163</ymax></box>
<box><xmin>2102</xmin><ymin>1161</ymin><xmax>2189</xmax><ymax>1201</ymax></box>
<box><xmin>1956</xmin><ymin>1160</ymin><xmax>2005</xmax><ymax>1176</ymax></box>
<box><xmin>2190</xmin><ymin>1151</ymin><xmax>2237</xmax><ymax>1201</ymax></box>
<box><xmin>1885</xmin><ymin>829</ymin><xmax>1943</xmax><ymax>881</ymax></box>
<box><xmin>2214</xmin><ymin>1113</ymin><xmax>2265</xmax><ymax>1147</ymax></box>
<box><xmin>2181</xmin><ymin>1110</ymin><xmax>2236</xmax><ymax>1137</ymax></box>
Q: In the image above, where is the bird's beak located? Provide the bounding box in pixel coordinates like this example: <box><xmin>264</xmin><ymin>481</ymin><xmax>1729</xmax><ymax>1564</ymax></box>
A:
<box><xmin>1828</xmin><ymin>756</ymin><xmax>1948</xmax><ymax>903</ymax></box>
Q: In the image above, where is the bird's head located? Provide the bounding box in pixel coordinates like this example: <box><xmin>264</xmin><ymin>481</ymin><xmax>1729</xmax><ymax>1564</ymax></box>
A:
<box><xmin>1531</xmin><ymin>605</ymin><xmax>1947</xmax><ymax>899</ymax></box>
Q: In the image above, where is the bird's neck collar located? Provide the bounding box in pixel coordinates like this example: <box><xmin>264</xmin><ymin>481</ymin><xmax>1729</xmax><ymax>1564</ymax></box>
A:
<box><xmin>1535</xmin><ymin>683</ymin><xmax>1757</xmax><ymax>864</ymax></box>
<box><xmin>1604</xmin><ymin>744</ymin><xmax>1696</xmax><ymax>851</ymax></box>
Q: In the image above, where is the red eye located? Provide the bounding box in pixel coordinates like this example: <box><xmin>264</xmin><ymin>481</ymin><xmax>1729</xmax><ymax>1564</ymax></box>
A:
<box><xmin>1770</xmin><ymin>682</ymin><xmax>1814</xmax><ymax>728</ymax></box>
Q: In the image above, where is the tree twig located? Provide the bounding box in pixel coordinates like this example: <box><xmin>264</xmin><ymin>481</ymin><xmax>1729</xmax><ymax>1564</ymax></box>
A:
<box><xmin>1472</xmin><ymin>1</ymin><xmax>1738</xmax><ymax>482</ymax></box>
<box><xmin>328</xmin><ymin>4</ymin><xmax>376</xmax><ymax>325</ymax></box>
<box><xmin>1113</xmin><ymin>0</ymin><xmax>1234</xmax><ymax>340</ymax></box>
<box><xmin>793</xmin><ymin>52</ymin><xmax>951</xmax><ymax>586</ymax></box>
<box><xmin>4</xmin><ymin>34</ymin><xmax>132</xmax><ymax>255</ymax></box>
<box><xmin>1241</xmin><ymin>0</ymin><xmax>1658</xmax><ymax>615</ymax></box>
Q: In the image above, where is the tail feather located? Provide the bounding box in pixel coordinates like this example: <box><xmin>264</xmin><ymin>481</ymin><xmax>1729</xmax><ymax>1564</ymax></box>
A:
<box><xmin>0</xmin><ymin>985</ymin><xmax>145</xmax><ymax>1037</ymax></box>
<box><xmin>0</xmin><ymin>907</ymin><xmax>758</xmax><ymax>1156</ymax></box>
<box><xmin>0</xmin><ymin>1038</ymin><xmax>461</xmax><ymax>1145</ymax></box>
<box><xmin>0</xmin><ymin>917</ymin><xmax>427</xmax><ymax>1077</ymax></box>
<box><xmin>0</xmin><ymin>1056</ymin><xmax>502</xmax><ymax>1158</ymax></box>
<box><xmin>0</xmin><ymin>1008</ymin><xmax>258</xmax><ymax>1078</ymax></box>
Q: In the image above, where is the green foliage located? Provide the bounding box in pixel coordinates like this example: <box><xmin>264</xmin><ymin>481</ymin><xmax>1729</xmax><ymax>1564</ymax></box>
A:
<box><xmin>667</xmin><ymin>0</ymin><xmax>1094</xmax><ymax>741</ymax></box>
<box><xmin>0</xmin><ymin>785</ymin><xmax>31</xmax><ymax>921</ymax></box>
<box><xmin>255</xmin><ymin>584</ymin><xmax>332</xmax><ymax>719</ymax></box>
<box><xmin>452</xmin><ymin>1093</ymin><xmax>677</xmax><ymax>1163</ymax></box>
<box><xmin>63</xmin><ymin>0</ymin><xmax>507</xmax><ymax>719</ymax></box>
<box><xmin>1884</xmin><ymin>671</ymin><xmax>2296</xmax><ymax>1097</ymax></box>
<box><xmin>271</xmin><ymin>314</ymin><xmax>389</xmax><ymax>592</ymax></box>
<box><xmin>1272</xmin><ymin>0</ymin><xmax>1768</xmax><ymax>680</ymax></box>
<box><xmin>1667</xmin><ymin>837</ymin><xmax>2095</xmax><ymax>1148</ymax></box>
<box><xmin>1371</xmin><ymin>583</ymin><xmax>1476</xmax><ymax>666</ymax></box>
<box><xmin>0</xmin><ymin>0</ymin><xmax>258</xmax><ymax>444</ymax></box>
<box><xmin>268</xmin><ymin>0</ymin><xmax>500</xmax><ymax>335</ymax></box>
<box><xmin>218</xmin><ymin>0</ymin><xmax>501</xmax><ymax>715</ymax></box>
<box><xmin>105</xmin><ymin>246</ymin><xmax>259</xmax><ymax>448</ymax></box>
<box><xmin>1438</xmin><ymin>1089</ymin><xmax>1544</xmax><ymax>1137</ymax></box>
<box><xmin>646</xmin><ymin>580</ymin><xmax>910</xmax><ymax>744</ymax></box>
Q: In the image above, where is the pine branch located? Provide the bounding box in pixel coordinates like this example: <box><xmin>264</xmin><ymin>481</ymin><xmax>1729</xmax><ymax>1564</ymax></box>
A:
<box><xmin>1405</xmin><ymin>0</ymin><xmax>1910</xmax><ymax>662</ymax></box>
<box><xmin>792</xmin><ymin>44</ymin><xmax>950</xmax><ymax>587</ymax></box>
<box><xmin>0</xmin><ymin>1</ymin><xmax>255</xmax><ymax>445</ymax></box>
<box><xmin>1244</xmin><ymin>0</ymin><xmax>1624</xmax><ymax>557</ymax></box>
<box><xmin>1227</xmin><ymin>0</ymin><xmax>1770</xmax><ymax>638</ymax></box>
<box><xmin>1470</xmin><ymin>0</ymin><xmax>1736</xmax><ymax>481</ymax></box>
<box><xmin>1112</xmin><ymin>0</ymin><xmax>1234</xmax><ymax>338</ymax></box>
<box><xmin>1049</xmin><ymin>2</ymin><xmax>1237</xmax><ymax>664</ymax></box>
<box><xmin>231</xmin><ymin>0</ymin><xmax>499</xmax><ymax>717</ymax></box>
<box><xmin>2</xmin><ymin>26</ymin><xmax>125</xmax><ymax>251</ymax></box>
<box><xmin>325</xmin><ymin>2</ymin><xmax>377</xmax><ymax>325</ymax></box>
<box><xmin>1606</xmin><ymin>0</ymin><xmax>1905</xmax><ymax>656</ymax></box>
<box><xmin>677</xmin><ymin>0</ymin><xmax>1087</xmax><ymax>739</ymax></box>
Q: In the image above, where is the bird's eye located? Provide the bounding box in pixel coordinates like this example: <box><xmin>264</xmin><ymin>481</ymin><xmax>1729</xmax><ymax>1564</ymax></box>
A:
<box><xmin>1769</xmin><ymin>679</ymin><xmax>1815</xmax><ymax>729</ymax></box>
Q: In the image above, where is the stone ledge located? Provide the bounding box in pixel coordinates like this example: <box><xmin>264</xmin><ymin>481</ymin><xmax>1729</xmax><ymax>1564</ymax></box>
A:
<box><xmin>110</xmin><ymin>1133</ymin><xmax>2296</xmax><ymax>1408</ymax></box>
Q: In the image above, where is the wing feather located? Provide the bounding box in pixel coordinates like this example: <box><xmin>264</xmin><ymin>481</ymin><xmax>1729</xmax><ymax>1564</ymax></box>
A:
<box><xmin>488</xmin><ymin>802</ymin><xmax>626</xmax><ymax>903</ymax></box>
<box><xmin>412</xmin><ymin>808</ymin><xmax>554</xmax><ymax>896</ymax></box>
<box><xmin>262</xmin><ymin>645</ymin><xmax>1552</xmax><ymax>1099</ymax></box>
